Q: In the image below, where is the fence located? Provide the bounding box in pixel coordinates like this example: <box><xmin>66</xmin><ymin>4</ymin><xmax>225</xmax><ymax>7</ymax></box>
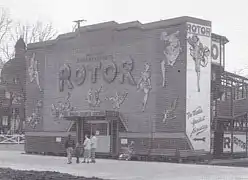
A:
<box><xmin>0</xmin><ymin>134</ymin><xmax>25</xmax><ymax>144</ymax></box>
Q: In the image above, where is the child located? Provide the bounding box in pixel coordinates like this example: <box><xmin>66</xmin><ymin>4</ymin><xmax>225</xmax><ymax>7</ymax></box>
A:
<box><xmin>82</xmin><ymin>134</ymin><xmax>91</xmax><ymax>163</ymax></box>
<box><xmin>75</xmin><ymin>142</ymin><xmax>81</xmax><ymax>164</ymax></box>
<box><xmin>90</xmin><ymin>132</ymin><xmax>97</xmax><ymax>163</ymax></box>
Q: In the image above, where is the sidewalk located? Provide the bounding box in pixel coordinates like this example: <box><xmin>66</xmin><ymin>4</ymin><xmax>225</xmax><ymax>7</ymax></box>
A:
<box><xmin>0</xmin><ymin>151</ymin><xmax>248</xmax><ymax>180</ymax></box>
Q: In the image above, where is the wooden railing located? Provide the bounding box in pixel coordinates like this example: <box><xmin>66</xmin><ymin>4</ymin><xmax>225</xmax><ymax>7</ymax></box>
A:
<box><xmin>0</xmin><ymin>134</ymin><xmax>25</xmax><ymax>144</ymax></box>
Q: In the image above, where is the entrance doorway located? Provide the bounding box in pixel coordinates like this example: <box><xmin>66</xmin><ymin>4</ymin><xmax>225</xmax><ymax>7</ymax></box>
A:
<box><xmin>84</xmin><ymin>117</ymin><xmax>111</xmax><ymax>153</ymax></box>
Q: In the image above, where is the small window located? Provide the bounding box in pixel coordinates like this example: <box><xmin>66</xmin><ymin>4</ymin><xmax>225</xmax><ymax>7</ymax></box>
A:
<box><xmin>2</xmin><ymin>116</ymin><xmax>8</xmax><ymax>126</ymax></box>
<box><xmin>5</xmin><ymin>91</ymin><xmax>10</xmax><ymax>99</ymax></box>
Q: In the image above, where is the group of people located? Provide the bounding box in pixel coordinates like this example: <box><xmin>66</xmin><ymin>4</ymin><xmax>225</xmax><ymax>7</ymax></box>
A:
<box><xmin>64</xmin><ymin>133</ymin><xmax>97</xmax><ymax>164</ymax></box>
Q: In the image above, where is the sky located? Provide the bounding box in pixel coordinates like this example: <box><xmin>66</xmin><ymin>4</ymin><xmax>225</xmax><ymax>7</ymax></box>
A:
<box><xmin>1</xmin><ymin>0</ymin><xmax>248</xmax><ymax>73</ymax></box>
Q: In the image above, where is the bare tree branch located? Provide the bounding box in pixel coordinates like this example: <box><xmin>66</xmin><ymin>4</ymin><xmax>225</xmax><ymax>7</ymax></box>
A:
<box><xmin>0</xmin><ymin>8</ymin><xmax>12</xmax><ymax>43</ymax></box>
<box><xmin>0</xmin><ymin>8</ymin><xmax>12</xmax><ymax>62</ymax></box>
<box><xmin>0</xmin><ymin>20</ymin><xmax>58</xmax><ymax>61</ymax></box>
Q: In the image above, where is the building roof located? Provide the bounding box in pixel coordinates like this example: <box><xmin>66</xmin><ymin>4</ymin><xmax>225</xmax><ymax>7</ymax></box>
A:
<box><xmin>27</xmin><ymin>16</ymin><xmax>212</xmax><ymax>50</ymax></box>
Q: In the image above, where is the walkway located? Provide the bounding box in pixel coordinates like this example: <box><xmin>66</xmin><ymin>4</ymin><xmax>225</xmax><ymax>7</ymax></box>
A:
<box><xmin>0</xmin><ymin>151</ymin><xmax>248</xmax><ymax>180</ymax></box>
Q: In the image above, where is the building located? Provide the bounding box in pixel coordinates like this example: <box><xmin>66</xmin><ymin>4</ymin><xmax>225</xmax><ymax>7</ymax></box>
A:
<box><xmin>0</xmin><ymin>38</ymin><xmax>26</xmax><ymax>135</ymax></box>
<box><xmin>24</xmin><ymin>16</ymin><xmax>248</xmax><ymax>159</ymax></box>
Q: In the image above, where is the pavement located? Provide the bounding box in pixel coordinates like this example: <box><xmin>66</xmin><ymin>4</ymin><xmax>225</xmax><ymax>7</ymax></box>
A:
<box><xmin>0</xmin><ymin>150</ymin><xmax>248</xmax><ymax>180</ymax></box>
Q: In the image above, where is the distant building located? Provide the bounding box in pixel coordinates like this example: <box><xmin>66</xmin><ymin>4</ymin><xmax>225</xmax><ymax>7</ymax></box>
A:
<box><xmin>0</xmin><ymin>38</ymin><xmax>26</xmax><ymax>134</ymax></box>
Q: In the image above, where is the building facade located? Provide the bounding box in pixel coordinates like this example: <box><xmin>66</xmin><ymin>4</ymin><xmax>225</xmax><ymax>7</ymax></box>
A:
<box><xmin>24</xmin><ymin>16</ymin><xmax>246</xmax><ymax>159</ymax></box>
<box><xmin>0</xmin><ymin>38</ymin><xmax>26</xmax><ymax>135</ymax></box>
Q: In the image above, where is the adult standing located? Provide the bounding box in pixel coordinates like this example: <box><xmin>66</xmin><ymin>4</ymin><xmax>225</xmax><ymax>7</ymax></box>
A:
<box><xmin>64</xmin><ymin>134</ymin><xmax>75</xmax><ymax>164</ymax></box>
<box><xmin>90</xmin><ymin>132</ymin><xmax>97</xmax><ymax>163</ymax></box>
<box><xmin>82</xmin><ymin>134</ymin><xmax>91</xmax><ymax>163</ymax></box>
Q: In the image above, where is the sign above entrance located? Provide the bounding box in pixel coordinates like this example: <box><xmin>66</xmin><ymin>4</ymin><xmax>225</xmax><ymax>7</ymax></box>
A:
<box><xmin>63</xmin><ymin>110</ymin><xmax>119</xmax><ymax>118</ymax></box>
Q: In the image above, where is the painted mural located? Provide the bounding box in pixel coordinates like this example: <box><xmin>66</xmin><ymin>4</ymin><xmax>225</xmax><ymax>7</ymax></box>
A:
<box><xmin>186</xmin><ymin>23</ymin><xmax>211</xmax><ymax>151</ymax></box>
<box><xmin>137</xmin><ymin>63</ymin><xmax>152</xmax><ymax>112</ymax></box>
<box><xmin>105</xmin><ymin>91</ymin><xmax>128</xmax><ymax>109</ymax></box>
<box><xmin>26</xmin><ymin>100</ymin><xmax>43</xmax><ymax>128</ymax></box>
<box><xmin>27</xmin><ymin>53</ymin><xmax>42</xmax><ymax>91</ymax></box>
<box><xmin>51</xmin><ymin>92</ymin><xmax>75</xmax><ymax>120</ymax></box>
<box><xmin>160</xmin><ymin>31</ymin><xmax>182</xmax><ymax>87</ymax></box>
<box><xmin>85</xmin><ymin>86</ymin><xmax>103</xmax><ymax>108</ymax></box>
<box><xmin>162</xmin><ymin>97</ymin><xmax>178</xmax><ymax>124</ymax></box>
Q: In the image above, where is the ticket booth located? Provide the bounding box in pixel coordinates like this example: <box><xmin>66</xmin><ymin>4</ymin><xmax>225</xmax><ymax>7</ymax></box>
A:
<box><xmin>63</xmin><ymin>110</ymin><xmax>127</xmax><ymax>157</ymax></box>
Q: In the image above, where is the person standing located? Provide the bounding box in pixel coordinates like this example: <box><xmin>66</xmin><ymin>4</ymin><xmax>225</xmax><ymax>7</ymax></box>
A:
<box><xmin>64</xmin><ymin>134</ymin><xmax>75</xmax><ymax>164</ymax></box>
<box><xmin>82</xmin><ymin>134</ymin><xmax>91</xmax><ymax>163</ymax></box>
<box><xmin>90</xmin><ymin>132</ymin><xmax>97</xmax><ymax>163</ymax></box>
<box><xmin>75</xmin><ymin>142</ymin><xmax>82</xmax><ymax>164</ymax></box>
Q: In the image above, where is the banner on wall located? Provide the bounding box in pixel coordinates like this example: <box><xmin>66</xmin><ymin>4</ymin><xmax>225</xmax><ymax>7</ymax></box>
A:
<box><xmin>186</xmin><ymin>22</ymin><xmax>212</xmax><ymax>152</ymax></box>
<box><xmin>223</xmin><ymin>133</ymin><xmax>248</xmax><ymax>153</ymax></box>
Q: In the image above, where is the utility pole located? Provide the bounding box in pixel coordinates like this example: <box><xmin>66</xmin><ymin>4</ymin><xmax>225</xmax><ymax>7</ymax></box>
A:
<box><xmin>73</xmin><ymin>19</ymin><xmax>86</xmax><ymax>31</ymax></box>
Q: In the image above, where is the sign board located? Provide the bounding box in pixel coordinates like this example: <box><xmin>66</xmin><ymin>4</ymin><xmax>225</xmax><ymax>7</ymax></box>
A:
<box><xmin>121</xmin><ymin>138</ymin><xmax>128</xmax><ymax>145</ymax></box>
<box><xmin>55</xmin><ymin>137</ymin><xmax>62</xmax><ymax>143</ymax></box>
<box><xmin>211</xmin><ymin>39</ymin><xmax>224</xmax><ymax>65</ymax></box>
<box><xmin>223</xmin><ymin>133</ymin><xmax>247</xmax><ymax>153</ymax></box>
<box><xmin>186</xmin><ymin>23</ymin><xmax>211</xmax><ymax>152</ymax></box>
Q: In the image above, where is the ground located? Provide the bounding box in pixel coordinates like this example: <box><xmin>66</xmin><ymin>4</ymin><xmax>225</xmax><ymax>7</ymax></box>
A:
<box><xmin>0</xmin><ymin>168</ymin><xmax>103</xmax><ymax>180</ymax></box>
<box><xmin>0</xmin><ymin>149</ymin><xmax>248</xmax><ymax>180</ymax></box>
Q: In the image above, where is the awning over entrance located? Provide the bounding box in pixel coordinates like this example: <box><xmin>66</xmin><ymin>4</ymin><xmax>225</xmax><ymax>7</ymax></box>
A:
<box><xmin>63</xmin><ymin>110</ymin><xmax>128</xmax><ymax>131</ymax></box>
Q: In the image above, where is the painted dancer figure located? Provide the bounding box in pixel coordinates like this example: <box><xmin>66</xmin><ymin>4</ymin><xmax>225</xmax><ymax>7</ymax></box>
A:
<box><xmin>105</xmin><ymin>91</ymin><xmax>128</xmax><ymax>109</ymax></box>
<box><xmin>163</xmin><ymin>97</ymin><xmax>178</xmax><ymax>124</ymax></box>
<box><xmin>187</xmin><ymin>35</ymin><xmax>210</xmax><ymax>92</ymax></box>
<box><xmin>160</xmin><ymin>31</ymin><xmax>181</xmax><ymax>87</ymax></box>
<box><xmin>137</xmin><ymin>63</ymin><xmax>152</xmax><ymax>112</ymax></box>
<box><xmin>28</xmin><ymin>53</ymin><xmax>41</xmax><ymax>91</ymax></box>
<box><xmin>86</xmin><ymin>88</ymin><xmax>93</xmax><ymax>107</ymax></box>
<box><xmin>94</xmin><ymin>86</ymin><xmax>102</xmax><ymax>107</ymax></box>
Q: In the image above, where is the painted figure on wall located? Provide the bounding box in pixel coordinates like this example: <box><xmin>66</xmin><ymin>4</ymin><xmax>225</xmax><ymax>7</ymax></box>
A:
<box><xmin>162</xmin><ymin>97</ymin><xmax>178</xmax><ymax>124</ymax></box>
<box><xmin>137</xmin><ymin>63</ymin><xmax>152</xmax><ymax>112</ymax></box>
<box><xmin>160</xmin><ymin>31</ymin><xmax>182</xmax><ymax>87</ymax></box>
<box><xmin>105</xmin><ymin>91</ymin><xmax>128</xmax><ymax>109</ymax></box>
<box><xmin>26</xmin><ymin>100</ymin><xmax>43</xmax><ymax>128</ymax></box>
<box><xmin>51</xmin><ymin>92</ymin><xmax>74</xmax><ymax>120</ymax></box>
<box><xmin>187</xmin><ymin>35</ymin><xmax>210</xmax><ymax>92</ymax></box>
<box><xmin>28</xmin><ymin>53</ymin><xmax>41</xmax><ymax>91</ymax></box>
<box><xmin>85</xmin><ymin>86</ymin><xmax>102</xmax><ymax>108</ymax></box>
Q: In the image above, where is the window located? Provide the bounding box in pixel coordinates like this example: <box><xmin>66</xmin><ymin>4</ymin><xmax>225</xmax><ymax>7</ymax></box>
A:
<box><xmin>2</xmin><ymin>116</ymin><xmax>8</xmax><ymax>126</ymax></box>
<box><xmin>5</xmin><ymin>91</ymin><xmax>10</xmax><ymax>99</ymax></box>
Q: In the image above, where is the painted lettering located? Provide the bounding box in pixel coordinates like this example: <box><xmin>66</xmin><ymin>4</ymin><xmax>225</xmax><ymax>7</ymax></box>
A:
<box><xmin>59</xmin><ymin>55</ymin><xmax>137</xmax><ymax>92</ymax></box>
<box><xmin>102</xmin><ymin>61</ymin><xmax>117</xmax><ymax>83</ymax></box>
<box><xmin>119</xmin><ymin>57</ymin><xmax>136</xmax><ymax>85</ymax></box>
<box><xmin>87</xmin><ymin>62</ymin><xmax>101</xmax><ymax>83</ymax></box>
<box><xmin>59</xmin><ymin>64</ymin><xmax>74</xmax><ymax>92</ymax></box>
<box><xmin>224</xmin><ymin>136</ymin><xmax>247</xmax><ymax>150</ymax></box>
<box><xmin>223</xmin><ymin>137</ymin><xmax>231</xmax><ymax>149</ymax></box>
<box><xmin>187</xmin><ymin>106</ymin><xmax>203</xmax><ymax>119</ymax></box>
<box><xmin>74</xmin><ymin>64</ymin><xmax>86</xmax><ymax>86</ymax></box>
<box><xmin>191</xmin><ymin>116</ymin><xmax>205</xmax><ymax>127</ymax></box>
<box><xmin>187</xmin><ymin>23</ymin><xmax>211</xmax><ymax>37</ymax></box>
<box><xmin>190</xmin><ymin>124</ymin><xmax>208</xmax><ymax>137</ymax></box>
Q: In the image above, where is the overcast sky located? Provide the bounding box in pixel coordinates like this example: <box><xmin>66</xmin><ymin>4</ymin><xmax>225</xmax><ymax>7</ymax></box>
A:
<box><xmin>1</xmin><ymin>0</ymin><xmax>247</xmax><ymax>73</ymax></box>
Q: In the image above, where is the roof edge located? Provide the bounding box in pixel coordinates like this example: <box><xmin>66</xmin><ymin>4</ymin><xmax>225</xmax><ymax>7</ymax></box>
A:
<box><xmin>27</xmin><ymin>16</ymin><xmax>211</xmax><ymax>49</ymax></box>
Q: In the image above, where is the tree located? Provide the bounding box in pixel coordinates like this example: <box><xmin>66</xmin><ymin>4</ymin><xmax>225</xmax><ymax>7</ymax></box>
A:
<box><xmin>0</xmin><ymin>8</ymin><xmax>11</xmax><ymax>44</ymax></box>
<box><xmin>1</xmin><ymin>20</ymin><xmax>58</xmax><ymax>61</ymax></box>
<box><xmin>0</xmin><ymin>8</ymin><xmax>12</xmax><ymax>62</ymax></box>
<box><xmin>233</xmin><ymin>66</ymin><xmax>248</xmax><ymax>78</ymax></box>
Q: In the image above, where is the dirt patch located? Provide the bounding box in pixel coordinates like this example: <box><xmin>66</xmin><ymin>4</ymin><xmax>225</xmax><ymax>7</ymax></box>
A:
<box><xmin>0</xmin><ymin>168</ymin><xmax>109</xmax><ymax>180</ymax></box>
